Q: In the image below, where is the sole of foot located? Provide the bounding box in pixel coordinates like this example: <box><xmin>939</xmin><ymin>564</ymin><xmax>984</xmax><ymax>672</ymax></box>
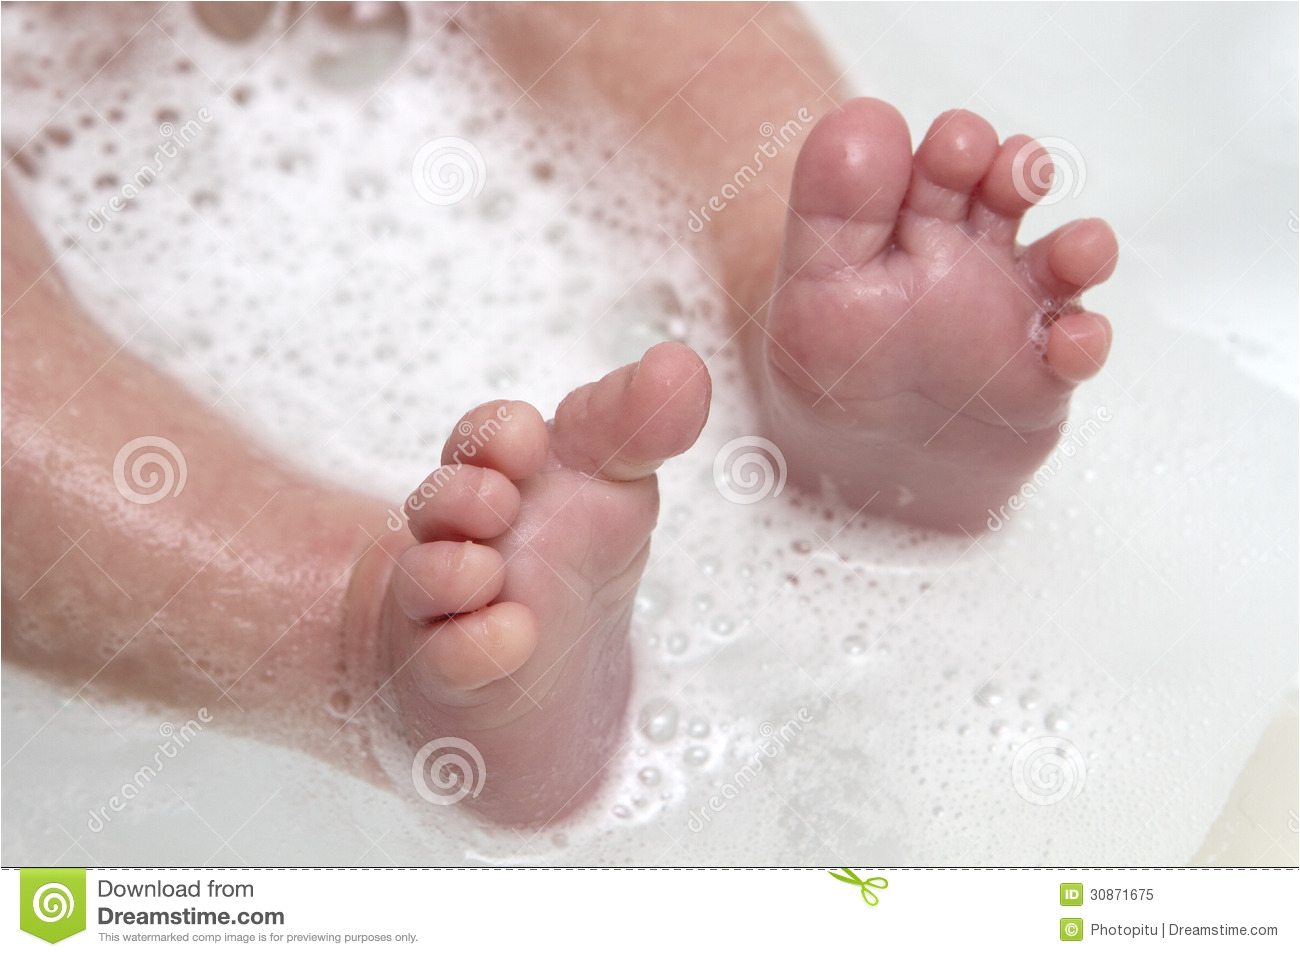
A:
<box><xmin>762</xmin><ymin>98</ymin><xmax>1117</xmax><ymax>530</ymax></box>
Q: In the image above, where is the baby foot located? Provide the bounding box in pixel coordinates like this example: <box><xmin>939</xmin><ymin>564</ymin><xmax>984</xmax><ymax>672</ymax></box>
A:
<box><xmin>361</xmin><ymin>343</ymin><xmax>710</xmax><ymax>826</ymax></box>
<box><xmin>761</xmin><ymin>98</ymin><xmax>1118</xmax><ymax>529</ymax></box>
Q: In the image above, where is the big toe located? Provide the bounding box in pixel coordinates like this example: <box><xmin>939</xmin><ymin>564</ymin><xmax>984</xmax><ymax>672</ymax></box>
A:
<box><xmin>780</xmin><ymin>97</ymin><xmax>913</xmax><ymax>278</ymax></box>
<box><xmin>548</xmin><ymin>342</ymin><xmax>711</xmax><ymax>482</ymax></box>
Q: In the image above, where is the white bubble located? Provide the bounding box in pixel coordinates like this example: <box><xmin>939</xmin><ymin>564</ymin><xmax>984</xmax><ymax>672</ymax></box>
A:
<box><xmin>639</xmin><ymin>700</ymin><xmax>679</xmax><ymax>744</ymax></box>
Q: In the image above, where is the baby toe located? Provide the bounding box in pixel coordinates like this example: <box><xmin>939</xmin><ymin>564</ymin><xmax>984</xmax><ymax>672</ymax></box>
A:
<box><xmin>1046</xmin><ymin>311</ymin><xmax>1112</xmax><ymax>382</ymax></box>
<box><xmin>903</xmin><ymin>109</ymin><xmax>999</xmax><ymax>224</ymax></box>
<box><xmin>1028</xmin><ymin>218</ymin><xmax>1119</xmax><ymax>294</ymax></box>
<box><xmin>405</xmin><ymin>464</ymin><xmax>520</xmax><ymax>543</ymax></box>
<box><xmin>443</xmin><ymin>400</ymin><xmax>548</xmax><ymax>481</ymax></box>
<box><xmin>393</xmin><ymin>541</ymin><xmax>505</xmax><ymax>621</ymax></box>
<box><xmin>970</xmin><ymin>135</ymin><xmax>1050</xmax><ymax>244</ymax></box>
<box><xmin>412</xmin><ymin>601</ymin><xmax>538</xmax><ymax>696</ymax></box>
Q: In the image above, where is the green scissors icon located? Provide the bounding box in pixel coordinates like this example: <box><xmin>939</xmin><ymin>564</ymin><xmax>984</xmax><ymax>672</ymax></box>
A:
<box><xmin>828</xmin><ymin>867</ymin><xmax>889</xmax><ymax>906</ymax></box>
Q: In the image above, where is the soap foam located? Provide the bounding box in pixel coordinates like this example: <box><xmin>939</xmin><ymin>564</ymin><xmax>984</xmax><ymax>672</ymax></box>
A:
<box><xmin>2</xmin><ymin>2</ymin><xmax>1295</xmax><ymax>865</ymax></box>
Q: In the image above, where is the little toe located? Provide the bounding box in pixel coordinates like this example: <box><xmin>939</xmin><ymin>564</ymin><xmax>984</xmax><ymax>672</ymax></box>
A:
<box><xmin>442</xmin><ymin>400</ymin><xmax>548</xmax><ymax>481</ymax></box>
<box><xmin>412</xmin><ymin>601</ymin><xmax>538</xmax><ymax>696</ymax></box>
<box><xmin>549</xmin><ymin>341</ymin><xmax>711</xmax><ymax>482</ymax></box>
<box><xmin>406</xmin><ymin>465</ymin><xmax>520</xmax><ymax>543</ymax></box>
<box><xmin>901</xmin><ymin>110</ymin><xmax>999</xmax><ymax>229</ymax></box>
<box><xmin>393</xmin><ymin>541</ymin><xmax>505</xmax><ymax>622</ymax></box>
<box><xmin>1025</xmin><ymin>218</ymin><xmax>1119</xmax><ymax>296</ymax></box>
<box><xmin>1046</xmin><ymin>311</ymin><xmax>1112</xmax><ymax>382</ymax></box>
<box><xmin>970</xmin><ymin>134</ymin><xmax>1050</xmax><ymax>244</ymax></box>
<box><xmin>780</xmin><ymin>97</ymin><xmax>914</xmax><ymax>278</ymax></box>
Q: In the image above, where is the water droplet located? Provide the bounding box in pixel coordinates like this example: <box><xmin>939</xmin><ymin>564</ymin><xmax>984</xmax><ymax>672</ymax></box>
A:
<box><xmin>684</xmin><ymin>745</ymin><xmax>710</xmax><ymax>766</ymax></box>
<box><xmin>612</xmin><ymin>804</ymin><xmax>630</xmax><ymax>819</ymax></box>
<box><xmin>346</xmin><ymin>171</ymin><xmax>385</xmax><ymax>201</ymax></box>
<box><xmin>638</xmin><ymin>700</ymin><xmax>678</xmax><ymax>743</ymax></box>
<box><xmin>990</xmin><ymin>719</ymin><xmax>1008</xmax><ymax>737</ymax></box>
<box><xmin>666</xmin><ymin>632</ymin><xmax>689</xmax><ymax>655</ymax></box>
<box><xmin>193</xmin><ymin>1</ymin><xmax>273</xmax><ymax>40</ymax></box>
<box><xmin>699</xmin><ymin>556</ymin><xmax>720</xmax><ymax>576</ymax></box>
<box><xmin>480</xmin><ymin>190</ymin><xmax>515</xmax><ymax>221</ymax></box>
<box><xmin>687</xmin><ymin>718</ymin><xmax>710</xmax><ymax>738</ymax></box>
<box><xmin>368</xmin><ymin>216</ymin><xmax>398</xmax><ymax>240</ymax></box>
<box><xmin>842</xmin><ymin>635</ymin><xmax>866</xmax><ymax>656</ymax></box>
<box><xmin>710</xmin><ymin>615</ymin><xmax>734</xmax><ymax>636</ymax></box>
<box><xmin>1019</xmin><ymin>689</ymin><xmax>1042</xmax><ymax>710</ymax></box>
<box><xmin>551</xmin><ymin>832</ymin><xmax>568</xmax><ymax>848</ymax></box>
<box><xmin>634</xmin><ymin>580</ymin><xmax>669</xmax><ymax>619</ymax></box>
<box><xmin>638</xmin><ymin>767</ymin><xmax>661</xmax><ymax>787</ymax></box>
<box><xmin>792</xmin><ymin>540</ymin><xmax>813</xmax><ymax>554</ymax></box>
<box><xmin>299</xmin><ymin>1</ymin><xmax>411</xmax><ymax>91</ymax></box>
<box><xmin>693</xmin><ymin>594</ymin><xmax>713</xmax><ymax>613</ymax></box>
<box><xmin>976</xmin><ymin>681</ymin><xmax>1003</xmax><ymax>707</ymax></box>
<box><xmin>1044</xmin><ymin>711</ymin><xmax>1069</xmax><ymax>732</ymax></box>
<box><xmin>487</xmin><ymin>367</ymin><xmax>517</xmax><ymax>391</ymax></box>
